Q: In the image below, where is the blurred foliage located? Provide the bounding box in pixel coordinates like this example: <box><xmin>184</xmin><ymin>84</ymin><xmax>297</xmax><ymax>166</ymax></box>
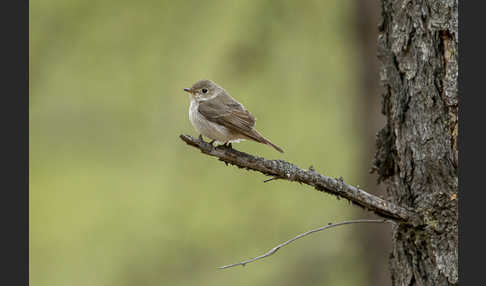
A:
<box><xmin>29</xmin><ymin>0</ymin><xmax>374</xmax><ymax>285</ymax></box>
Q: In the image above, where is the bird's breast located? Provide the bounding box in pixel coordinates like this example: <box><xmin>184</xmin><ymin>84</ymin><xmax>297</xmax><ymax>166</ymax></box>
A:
<box><xmin>188</xmin><ymin>99</ymin><xmax>199</xmax><ymax>125</ymax></box>
<box><xmin>188</xmin><ymin>99</ymin><xmax>242</xmax><ymax>143</ymax></box>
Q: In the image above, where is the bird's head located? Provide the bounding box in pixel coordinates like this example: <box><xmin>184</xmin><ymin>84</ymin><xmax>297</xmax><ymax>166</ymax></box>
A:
<box><xmin>183</xmin><ymin>79</ymin><xmax>222</xmax><ymax>101</ymax></box>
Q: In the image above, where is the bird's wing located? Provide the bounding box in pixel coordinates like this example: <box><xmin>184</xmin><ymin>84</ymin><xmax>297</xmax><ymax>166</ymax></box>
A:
<box><xmin>198</xmin><ymin>92</ymin><xmax>257</xmax><ymax>135</ymax></box>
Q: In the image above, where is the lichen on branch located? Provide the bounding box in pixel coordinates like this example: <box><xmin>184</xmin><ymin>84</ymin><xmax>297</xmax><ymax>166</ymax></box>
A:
<box><xmin>179</xmin><ymin>134</ymin><xmax>422</xmax><ymax>225</ymax></box>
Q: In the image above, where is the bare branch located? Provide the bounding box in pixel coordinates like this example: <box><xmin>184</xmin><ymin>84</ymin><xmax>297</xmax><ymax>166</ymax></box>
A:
<box><xmin>179</xmin><ymin>134</ymin><xmax>422</xmax><ymax>225</ymax></box>
<box><xmin>218</xmin><ymin>219</ymin><xmax>395</xmax><ymax>269</ymax></box>
<box><xmin>263</xmin><ymin>176</ymin><xmax>279</xmax><ymax>183</ymax></box>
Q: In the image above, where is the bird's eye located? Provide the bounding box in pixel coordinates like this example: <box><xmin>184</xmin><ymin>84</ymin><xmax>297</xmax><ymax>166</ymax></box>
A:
<box><xmin>201</xmin><ymin>88</ymin><xmax>208</xmax><ymax>94</ymax></box>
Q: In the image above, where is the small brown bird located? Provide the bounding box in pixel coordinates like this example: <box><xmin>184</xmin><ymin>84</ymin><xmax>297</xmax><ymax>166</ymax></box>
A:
<box><xmin>184</xmin><ymin>79</ymin><xmax>284</xmax><ymax>153</ymax></box>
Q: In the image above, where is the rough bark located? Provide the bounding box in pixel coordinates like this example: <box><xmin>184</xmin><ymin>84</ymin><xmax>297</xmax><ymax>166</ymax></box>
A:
<box><xmin>374</xmin><ymin>0</ymin><xmax>458</xmax><ymax>285</ymax></box>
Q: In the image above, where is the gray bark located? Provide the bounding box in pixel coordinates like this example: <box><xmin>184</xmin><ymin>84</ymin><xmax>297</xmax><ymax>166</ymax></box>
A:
<box><xmin>374</xmin><ymin>0</ymin><xmax>458</xmax><ymax>285</ymax></box>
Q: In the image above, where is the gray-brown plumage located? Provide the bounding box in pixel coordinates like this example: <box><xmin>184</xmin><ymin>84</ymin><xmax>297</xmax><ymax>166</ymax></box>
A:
<box><xmin>184</xmin><ymin>79</ymin><xmax>284</xmax><ymax>153</ymax></box>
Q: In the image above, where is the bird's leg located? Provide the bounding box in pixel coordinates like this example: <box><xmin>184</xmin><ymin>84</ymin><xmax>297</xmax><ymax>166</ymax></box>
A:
<box><xmin>198</xmin><ymin>134</ymin><xmax>203</xmax><ymax>141</ymax></box>
<box><xmin>223</xmin><ymin>142</ymin><xmax>233</xmax><ymax>149</ymax></box>
<box><xmin>209</xmin><ymin>139</ymin><xmax>215</xmax><ymax>146</ymax></box>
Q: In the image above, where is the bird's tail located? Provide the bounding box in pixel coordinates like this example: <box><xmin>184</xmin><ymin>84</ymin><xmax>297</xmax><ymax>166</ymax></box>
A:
<box><xmin>249</xmin><ymin>129</ymin><xmax>284</xmax><ymax>153</ymax></box>
<box><xmin>265</xmin><ymin>139</ymin><xmax>284</xmax><ymax>153</ymax></box>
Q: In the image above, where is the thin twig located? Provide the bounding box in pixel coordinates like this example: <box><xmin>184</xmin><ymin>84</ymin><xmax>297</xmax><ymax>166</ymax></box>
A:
<box><xmin>263</xmin><ymin>176</ymin><xmax>279</xmax><ymax>183</ymax></box>
<box><xmin>179</xmin><ymin>134</ymin><xmax>422</xmax><ymax>225</ymax></box>
<box><xmin>218</xmin><ymin>219</ymin><xmax>395</xmax><ymax>269</ymax></box>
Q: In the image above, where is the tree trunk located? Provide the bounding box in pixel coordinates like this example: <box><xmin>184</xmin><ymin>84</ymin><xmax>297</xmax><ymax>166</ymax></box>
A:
<box><xmin>374</xmin><ymin>0</ymin><xmax>458</xmax><ymax>285</ymax></box>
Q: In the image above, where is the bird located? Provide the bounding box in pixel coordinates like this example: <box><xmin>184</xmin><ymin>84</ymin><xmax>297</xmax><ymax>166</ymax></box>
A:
<box><xmin>183</xmin><ymin>79</ymin><xmax>284</xmax><ymax>153</ymax></box>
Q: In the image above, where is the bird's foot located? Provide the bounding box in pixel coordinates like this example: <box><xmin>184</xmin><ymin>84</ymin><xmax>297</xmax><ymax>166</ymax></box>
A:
<box><xmin>223</xmin><ymin>142</ymin><xmax>232</xmax><ymax>149</ymax></box>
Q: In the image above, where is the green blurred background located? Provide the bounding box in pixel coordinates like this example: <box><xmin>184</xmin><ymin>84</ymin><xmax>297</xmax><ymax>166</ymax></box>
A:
<box><xmin>30</xmin><ymin>0</ymin><xmax>391</xmax><ymax>285</ymax></box>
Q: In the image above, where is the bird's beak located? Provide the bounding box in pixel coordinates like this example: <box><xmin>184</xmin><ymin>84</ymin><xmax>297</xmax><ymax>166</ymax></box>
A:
<box><xmin>183</xmin><ymin>88</ymin><xmax>192</xmax><ymax>94</ymax></box>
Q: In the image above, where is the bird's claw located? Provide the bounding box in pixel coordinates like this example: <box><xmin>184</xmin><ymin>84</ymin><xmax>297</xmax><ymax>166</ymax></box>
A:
<box><xmin>222</xmin><ymin>142</ymin><xmax>233</xmax><ymax>149</ymax></box>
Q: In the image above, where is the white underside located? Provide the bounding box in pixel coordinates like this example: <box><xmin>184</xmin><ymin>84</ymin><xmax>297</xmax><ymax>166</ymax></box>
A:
<box><xmin>189</xmin><ymin>99</ymin><xmax>246</xmax><ymax>144</ymax></box>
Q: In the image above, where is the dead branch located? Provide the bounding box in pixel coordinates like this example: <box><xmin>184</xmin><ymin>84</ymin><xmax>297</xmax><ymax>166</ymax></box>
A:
<box><xmin>179</xmin><ymin>134</ymin><xmax>422</xmax><ymax>226</ymax></box>
<box><xmin>218</xmin><ymin>219</ymin><xmax>395</xmax><ymax>269</ymax></box>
